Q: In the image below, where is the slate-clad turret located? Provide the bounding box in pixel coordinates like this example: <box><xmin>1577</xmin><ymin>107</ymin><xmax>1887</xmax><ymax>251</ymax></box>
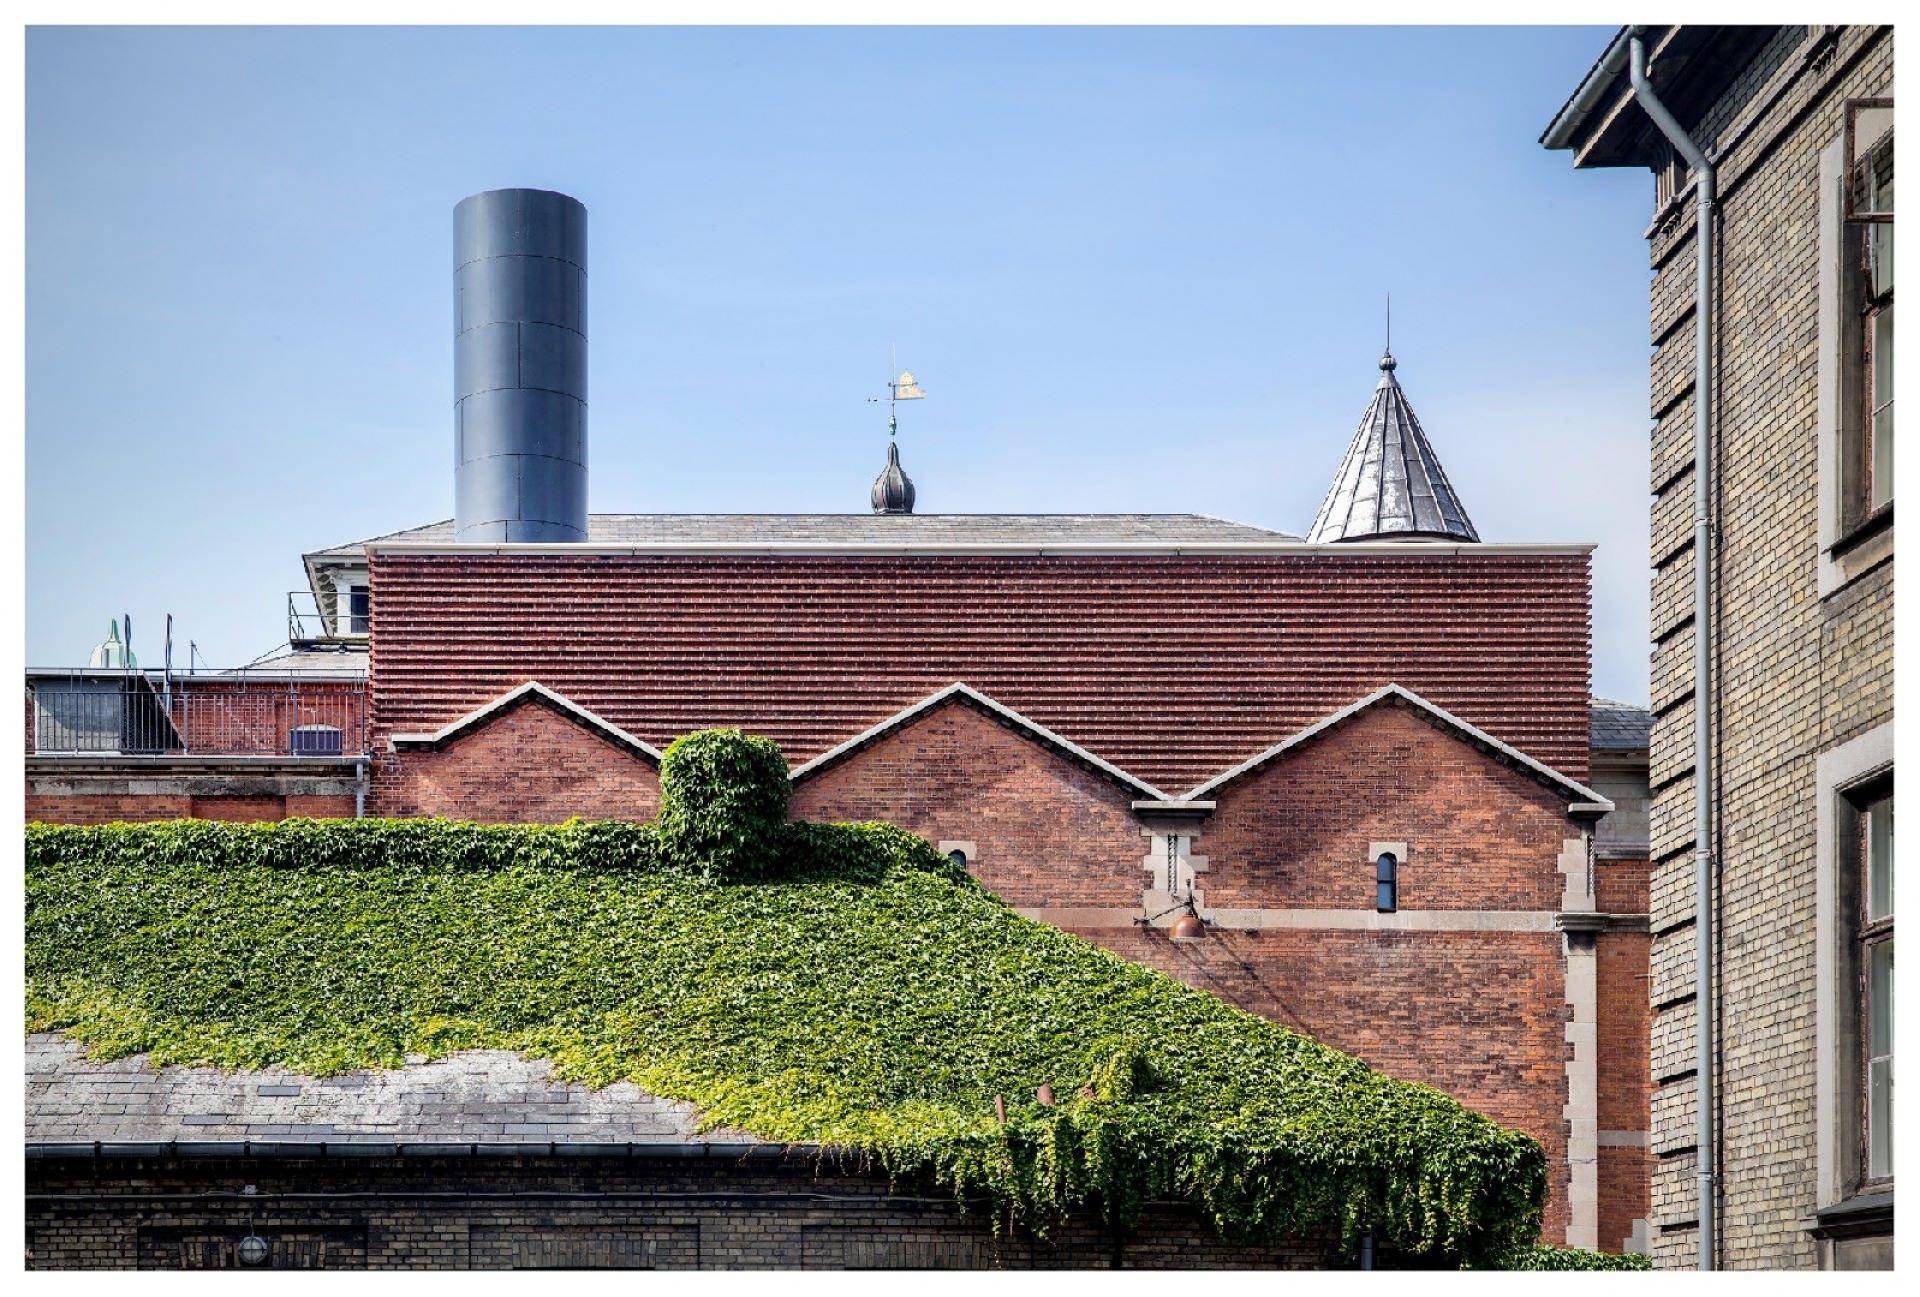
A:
<box><xmin>1307</xmin><ymin>352</ymin><xmax>1479</xmax><ymax>543</ymax></box>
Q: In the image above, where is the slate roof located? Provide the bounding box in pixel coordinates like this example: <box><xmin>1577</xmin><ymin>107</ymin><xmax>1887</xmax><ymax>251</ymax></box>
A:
<box><xmin>312</xmin><ymin>513</ymin><xmax>1295</xmax><ymax>557</ymax></box>
<box><xmin>228</xmin><ymin>646</ymin><xmax>369</xmax><ymax>677</ymax></box>
<box><xmin>1591</xmin><ymin>696</ymin><xmax>1653</xmax><ymax>753</ymax></box>
<box><xmin>25</xmin><ymin>1033</ymin><xmax>758</xmax><ymax>1152</ymax></box>
<box><xmin>1306</xmin><ymin>354</ymin><xmax>1480</xmax><ymax>544</ymax></box>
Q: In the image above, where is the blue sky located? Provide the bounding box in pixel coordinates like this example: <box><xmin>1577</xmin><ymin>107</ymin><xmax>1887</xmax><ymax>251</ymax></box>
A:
<box><xmin>26</xmin><ymin>25</ymin><xmax>1654</xmax><ymax>699</ymax></box>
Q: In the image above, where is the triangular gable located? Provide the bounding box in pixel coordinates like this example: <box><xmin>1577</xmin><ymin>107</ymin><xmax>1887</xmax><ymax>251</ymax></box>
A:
<box><xmin>787</xmin><ymin>682</ymin><xmax>1170</xmax><ymax>801</ymax></box>
<box><xmin>388</xmin><ymin>682</ymin><xmax>663</xmax><ymax>764</ymax></box>
<box><xmin>1178</xmin><ymin>684</ymin><xmax>1611</xmax><ymax>811</ymax></box>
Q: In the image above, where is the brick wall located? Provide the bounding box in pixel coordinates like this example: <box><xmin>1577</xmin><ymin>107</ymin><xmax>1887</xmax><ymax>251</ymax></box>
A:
<box><xmin>25</xmin><ymin>793</ymin><xmax>194</xmax><ymax>824</ymax></box>
<box><xmin>24</xmin><ymin>791</ymin><xmax>358</xmax><ymax>825</ymax></box>
<box><xmin>790</xmin><ymin>696</ymin><xmax>1144</xmax><ymax>907</ymax></box>
<box><xmin>377</xmin><ymin>697</ymin><xmax>660</xmax><ymax>822</ymax></box>
<box><xmin>1197</xmin><ymin>704</ymin><xmax>1576</xmax><ymax>911</ymax></box>
<box><xmin>365</xmin><ymin>550</ymin><xmax>1595</xmax><ymax>793</ymax></box>
<box><xmin>25</xmin><ymin>1155</ymin><xmax>1330</xmax><ymax>1270</ymax></box>
<box><xmin>1597</xmin><ymin>929</ymin><xmax>1652</xmax><ymax>1252</ymax></box>
<box><xmin>1633</xmin><ymin>24</ymin><xmax>1895</xmax><ymax>1268</ymax></box>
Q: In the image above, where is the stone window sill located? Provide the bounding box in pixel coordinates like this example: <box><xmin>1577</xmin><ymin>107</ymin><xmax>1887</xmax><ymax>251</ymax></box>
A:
<box><xmin>1820</xmin><ymin>504</ymin><xmax>1893</xmax><ymax>599</ymax></box>
<box><xmin>1802</xmin><ymin>1189</ymin><xmax>1894</xmax><ymax>1239</ymax></box>
<box><xmin>1831</xmin><ymin>502</ymin><xmax>1894</xmax><ymax>558</ymax></box>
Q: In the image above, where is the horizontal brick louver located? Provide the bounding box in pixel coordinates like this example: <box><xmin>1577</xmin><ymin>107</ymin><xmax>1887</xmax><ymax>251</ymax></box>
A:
<box><xmin>367</xmin><ymin>552</ymin><xmax>1593</xmax><ymax>793</ymax></box>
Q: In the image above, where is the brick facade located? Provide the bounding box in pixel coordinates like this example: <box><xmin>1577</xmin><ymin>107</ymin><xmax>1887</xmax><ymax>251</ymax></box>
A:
<box><xmin>26</xmin><ymin>541</ymin><xmax>1645</xmax><ymax>1260</ymax></box>
<box><xmin>790</xmin><ymin>696</ymin><xmax>1145</xmax><ymax>907</ymax></box>
<box><xmin>25</xmin><ymin>1154</ymin><xmax>1327</xmax><ymax>1270</ymax></box>
<box><xmin>1551</xmin><ymin>22</ymin><xmax>1895</xmax><ymax>1269</ymax></box>
<box><xmin>25</xmin><ymin>785</ymin><xmax>357</xmax><ymax>825</ymax></box>
<box><xmin>1644</xmin><ymin>27</ymin><xmax>1894</xmax><ymax>1271</ymax></box>
<box><xmin>376</xmin><ymin>692</ymin><xmax>661</xmax><ymax>822</ymax></box>
<box><xmin>25</xmin><ymin>674</ymin><xmax>368</xmax><ymax>826</ymax></box>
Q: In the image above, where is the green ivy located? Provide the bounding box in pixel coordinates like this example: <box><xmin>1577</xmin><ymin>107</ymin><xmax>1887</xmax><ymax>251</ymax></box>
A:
<box><xmin>26</xmin><ymin>734</ymin><xmax>1566</xmax><ymax>1267</ymax></box>
<box><xmin>1489</xmin><ymin>1245</ymin><xmax>1652</xmax><ymax>1271</ymax></box>
<box><xmin>657</xmin><ymin>728</ymin><xmax>792</xmax><ymax>882</ymax></box>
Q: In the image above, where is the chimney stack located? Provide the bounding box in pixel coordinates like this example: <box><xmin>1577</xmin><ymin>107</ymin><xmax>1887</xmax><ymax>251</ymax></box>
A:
<box><xmin>452</xmin><ymin>188</ymin><xmax>589</xmax><ymax>542</ymax></box>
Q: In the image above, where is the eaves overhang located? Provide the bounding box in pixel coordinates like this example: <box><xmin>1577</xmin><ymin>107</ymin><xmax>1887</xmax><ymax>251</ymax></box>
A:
<box><xmin>1540</xmin><ymin>24</ymin><xmax>1782</xmax><ymax>168</ymax></box>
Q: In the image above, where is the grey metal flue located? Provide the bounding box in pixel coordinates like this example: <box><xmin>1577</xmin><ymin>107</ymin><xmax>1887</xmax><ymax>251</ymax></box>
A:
<box><xmin>452</xmin><ymin>188</ymin><xmax>589</xmax><ymax>542</ymax></box>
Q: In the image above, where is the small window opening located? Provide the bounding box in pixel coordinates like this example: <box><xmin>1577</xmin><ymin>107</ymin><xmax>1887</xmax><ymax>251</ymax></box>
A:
<box><xmin>1375</xmin><ymin>852</ymin><xmax>1398</xmax><ymax>913</ymax></box>
<box><xmin>347</xmin><ymin>586</ymin><xmax>371</xmax><ymax>636</ymax></box>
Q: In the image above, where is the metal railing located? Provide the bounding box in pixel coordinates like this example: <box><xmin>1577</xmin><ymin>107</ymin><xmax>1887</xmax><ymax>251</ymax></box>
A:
<box><xmin>288</xmin><ymin>589</ymin><xmax>369</xmax><ymax>645</ymax></box>
<box><xmin>27</xmin><ymin>671</ymin><xmax>368</xmax><ymax>758</ymax></box>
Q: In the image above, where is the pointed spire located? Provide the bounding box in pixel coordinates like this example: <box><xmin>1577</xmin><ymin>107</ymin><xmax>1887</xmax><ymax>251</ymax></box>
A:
<box><xmin>1305</xmin><ymin>351</ymin><xmax>1479</xmax><ymax>544</ymax></box>
<box><xmin>871</xmin><ymin>438</ymin><xmax>916</xmax><ymax>514</ymax></box>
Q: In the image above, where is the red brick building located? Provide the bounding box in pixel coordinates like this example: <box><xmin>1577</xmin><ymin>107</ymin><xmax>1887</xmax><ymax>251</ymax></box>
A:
<box><xmin>24</xmin><ymin>190</ymin><xmax>1651</xmax><ymax>1256</ymax></box>
<box><xmin>26</xmin><ymin>494</ymin><xmax>1651</xmax><ymax>1259</ymax></box>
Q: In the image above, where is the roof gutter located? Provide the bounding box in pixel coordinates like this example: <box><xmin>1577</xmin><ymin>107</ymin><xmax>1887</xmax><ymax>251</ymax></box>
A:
<box><xmin>362</xmin><ymin>539</ymin><xmax>1598</xmax><ymax>558</ymax></box>
<box><xmin>1629</xmin><ymin>30</ymin><xmax>1718</xmax><ymax>1272</ymax></box>
<box><xmin>1540</xmin><ymin>25</ymin><xmax>1633</xmax><ymax>149</ymax></box>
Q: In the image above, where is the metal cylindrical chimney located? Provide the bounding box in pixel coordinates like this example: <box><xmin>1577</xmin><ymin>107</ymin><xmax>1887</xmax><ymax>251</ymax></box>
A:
<box><xmin>453</xmin><ymin>188</ymin><xmax>588</xmax><ymax>542</ymax></box>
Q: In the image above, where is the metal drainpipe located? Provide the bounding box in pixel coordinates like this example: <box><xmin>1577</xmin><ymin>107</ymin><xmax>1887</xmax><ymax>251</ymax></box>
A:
<box><xmin>353</xmin><ymin>757</ymin><xmax>369</xmax><ymax>819</ymax></box>
<box><xmin>1629</xmin><ymin>31</ymin><xmax>1716</xmax><ymax>1272</ymax></box>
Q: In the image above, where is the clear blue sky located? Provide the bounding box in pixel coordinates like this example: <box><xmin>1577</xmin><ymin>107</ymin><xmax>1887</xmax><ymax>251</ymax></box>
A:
<box><xmin>27</xmin><ymin>25</ymin><xmax>1654</xmax><ymax>700</ymax></box>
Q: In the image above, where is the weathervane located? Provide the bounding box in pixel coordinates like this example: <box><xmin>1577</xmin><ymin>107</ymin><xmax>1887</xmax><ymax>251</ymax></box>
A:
<box><xmin>867</xmin><ymin>350</ymin><xmax>923</xmax><ymax>515</ymax></box>
<box><xmin>868</xmin><ymin>349</ymin><xmax>926</xmax><ymax>440</ymax></box>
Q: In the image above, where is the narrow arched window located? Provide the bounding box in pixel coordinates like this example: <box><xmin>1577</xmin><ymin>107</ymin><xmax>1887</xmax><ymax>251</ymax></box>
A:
<box><xmin>1375</xmin><ymin>852</ymin><xmax>1398</xmax><ymax>913</ymax></box>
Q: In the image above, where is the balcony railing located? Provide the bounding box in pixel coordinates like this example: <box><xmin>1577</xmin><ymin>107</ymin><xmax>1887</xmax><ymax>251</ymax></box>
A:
<box><xmin>289</xmin><ymin>589</ymin><xmax>368</xmax><ymax>646</ymax></box>
<box><xmin>27</xmin><ymin>671</ymin><xmax>368</xmax><ymax>759</ymax></box>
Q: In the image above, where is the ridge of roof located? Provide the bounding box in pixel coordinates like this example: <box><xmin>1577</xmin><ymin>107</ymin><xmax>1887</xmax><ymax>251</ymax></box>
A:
<box><xmin>309</xmin><ymin>513</ymin><xmax>1299</xmax><ymax>559</ymax></box>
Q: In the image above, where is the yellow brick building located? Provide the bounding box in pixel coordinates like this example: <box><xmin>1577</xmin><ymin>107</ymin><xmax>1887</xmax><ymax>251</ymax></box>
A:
<box><xmin>1544</xmin><ymin>24</ymin><xmax>1894</xmax><ymax>1270</ymax></box>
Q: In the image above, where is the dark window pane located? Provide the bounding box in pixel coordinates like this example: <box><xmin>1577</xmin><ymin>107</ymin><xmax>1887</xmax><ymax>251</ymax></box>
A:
<box><xmin>1868</xmin><ymin>794</ymin><xmax>1894</xmax><ymax>920</ymax></box>
<box><xmin>1868</xmin><ymin>938</ymin><xmax>1894</xmax><ymax>1178</ymax></box>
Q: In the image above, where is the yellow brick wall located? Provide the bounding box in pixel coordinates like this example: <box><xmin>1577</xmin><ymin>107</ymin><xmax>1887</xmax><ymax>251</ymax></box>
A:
<box><xmin>1638</xmin><ymin>24</ymin><xmax>1894</xmax><ymax>1269</ymax></box>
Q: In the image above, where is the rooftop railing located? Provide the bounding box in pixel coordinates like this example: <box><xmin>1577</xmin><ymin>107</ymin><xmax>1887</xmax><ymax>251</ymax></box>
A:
<box><xmin>289</xmin><ymin>589</ymin><xmax>368</xmax><ymax>646</ymax></box>
<box><xmin>26</xmin><ymin>670</ymin><xmax>367</xmax><ymax>759</ymax></box>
